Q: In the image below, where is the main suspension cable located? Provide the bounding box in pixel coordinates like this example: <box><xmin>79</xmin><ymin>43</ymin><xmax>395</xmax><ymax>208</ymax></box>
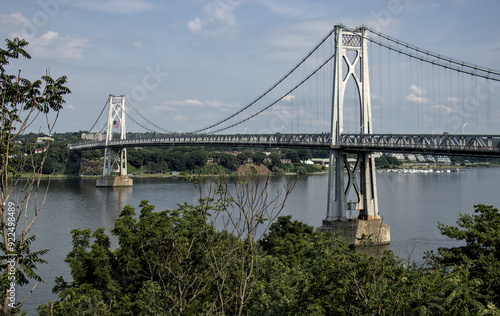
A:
<box><xmin>188</xmin><ymin>25</ymin><xmax>337</xmax><ymax>134</ymax></box>
<box><xmin>124</xmin><ymin>109</ymin><xmax>158</xmax><ymax>133</ymax></box>
<box><xmin>209</xmin><ymin>52</ymin><xmax>336</xmax><ymax>134</ymax></box>
<box><xmin>88</xmin><ymin>98</ymin><xmax>109</xmax><ymax>133</ymax></box>
<box><xmin>126</xmin><ymin>100</ymin><xmax>173</xmax><ymax>133</ymax></box>
<box><xmin>366</xmin><ymin>28</ymin><xmax>500</xmax><ymax>81</ymax></box>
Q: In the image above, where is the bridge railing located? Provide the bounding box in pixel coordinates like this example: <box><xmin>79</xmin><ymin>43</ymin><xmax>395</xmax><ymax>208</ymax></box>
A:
<box><xmin>69</xmin><ymin>133</ymin><xmax>332</xmax><ymax>150</ymax></box>
<box><xmin>69</xmin><ymin>133</ymin><xmax>500</xmax><ymax>157</ymax></box>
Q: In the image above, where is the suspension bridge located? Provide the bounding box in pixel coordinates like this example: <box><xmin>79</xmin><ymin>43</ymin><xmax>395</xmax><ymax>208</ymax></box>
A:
<box><xmin>69</xmin><ymin>24</ymin><xmax>500</xmax><ymax>245</ymax></box>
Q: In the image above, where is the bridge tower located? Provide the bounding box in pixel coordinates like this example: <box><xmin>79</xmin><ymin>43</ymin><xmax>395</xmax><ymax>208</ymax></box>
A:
<box><xmin>318</xmin><ymin>25</ymin><xmax>390</xmax><ymax>245</ymax></box>
<box><xmin>96</xmin><ymin>94</ymin><xmax>133</xmax><ymax>187</ymax></box>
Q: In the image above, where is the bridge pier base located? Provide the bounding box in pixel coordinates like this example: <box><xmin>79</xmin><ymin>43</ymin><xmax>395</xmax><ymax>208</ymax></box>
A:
<box><xmin>96</xmin><ymin>175</ymin><xmax>133</xmax><ymax>187</ymax></box>
<box><xmin>316</xmin><ymin>219</ymin><xmax>390</xmax><ymax>247</ymax></box>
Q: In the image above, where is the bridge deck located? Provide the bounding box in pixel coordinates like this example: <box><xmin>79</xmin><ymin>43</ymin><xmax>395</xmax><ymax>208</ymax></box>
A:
<box><xmin>69</xmin><ymin>133</ymin><xmax>500</xmax><ymax>157</ymax></box>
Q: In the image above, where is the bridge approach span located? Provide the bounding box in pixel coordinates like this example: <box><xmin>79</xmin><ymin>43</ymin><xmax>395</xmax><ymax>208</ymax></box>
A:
<box><xmin>69</xmin><ymin>133</ymin><xmax>500</xmax><ymax>157</ymax></box>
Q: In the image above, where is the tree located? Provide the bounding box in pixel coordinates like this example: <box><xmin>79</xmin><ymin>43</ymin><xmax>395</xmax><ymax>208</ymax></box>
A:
<box><xmin>269</xmin><ymin>153</ymin><xmax>281</xmax><ymax>168</ymax></box>
<box><xmin>259</xmin><ymin>215</ymin><xmax>314</xmax><ymax>267</ymax></box>
<box><xmin>126</xmin><ymin>148</ymin><xmax>144</xmax><ymax>169</ymax></box>
<box><xmin>252</xmin><ymin>152</ymin><xmax>267</xmax><ymax>165</ymax></box>
<box><xmin>375</xmin><ymin>154</ymin><xmax>402</xmax><ymax>169</ymax></box>
<box><xmin>284</xmin><ymin>151</ymin><xmax>300</xmax><ymax>163</ymax></box>
<box><xmin>165</xmin><ymin>151</ymin><xmax>186</xmax><ymax>171</ymax></box>
<box><xmin>216</xmin><ymin>153</ymin><xmax>241</xmax><ymax>171</ymax></box>
<box><xmin>297</xmin><ymin>149</ymin><xmax>312</xmax><ymax>162</ymax></box>
<box><xmin>236</xmin><ymin>150</ymin><xmax>252</xmax><ymax>164</ymax></box>
<box><xmin>210</xmin><ymin>174</ymin><xmax>297</xmax><ymax>315</ymax></box>
<box><xmin>427</xmin><ymin>204</ymin><xmax>500</xmax><ymax>306</ymax></box>
<box><xmin>40</xmin><ymin>174</ymin><xmax>297</xmax><ymax>315</ymax></box>
<box><xmin>186</xmin><ymin>149</ymin><xmax>207</xmax><ymax>169</ymax></box>
<box><xmin>0</xmin><ymin>38</ymin><xmax>70</xmax><ymax>315</ymax></box>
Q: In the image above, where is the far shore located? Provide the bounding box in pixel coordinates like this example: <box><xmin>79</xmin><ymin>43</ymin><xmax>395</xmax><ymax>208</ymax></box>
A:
<box><xmin>14</xmin><ymin>162</ymin><xmax>500</xmax><ymax>180</ymax></box>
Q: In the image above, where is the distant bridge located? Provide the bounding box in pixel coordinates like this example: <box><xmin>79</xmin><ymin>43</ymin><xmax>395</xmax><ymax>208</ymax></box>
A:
<box><xmin>70</xmin><ymin>133</ymin><xmax>500</xmax><ymax>157</ymax></box>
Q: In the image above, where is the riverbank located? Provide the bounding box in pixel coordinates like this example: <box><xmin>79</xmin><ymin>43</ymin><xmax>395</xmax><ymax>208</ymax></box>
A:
<box><xmin>17</xmin><ymin>162</ymin><xmax>499</xmax><ymax>179</ymax></box>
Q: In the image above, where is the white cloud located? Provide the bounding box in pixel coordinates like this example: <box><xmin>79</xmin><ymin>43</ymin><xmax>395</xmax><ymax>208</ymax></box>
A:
<box><xmin>406</xmin><ymin>93</ymin><xmax>430</xmax><ymax>104</ymax></box>
<box><xmin>187</xmin><ymin>17</ymin><xmax>203</xmax><ymax>34</ymax></box>
<box><xmin>270</xmin><ymin>21</ymin><xmax>332</xmax><ymax>50</ymax></box>
<box><xmin>0</xmin><ymin>13</ymin><xmax>89</xmax><ymax>60</ymax></box>
<box><xmin>187</xmin><ymin>0</ymin><xmax>242</xmax><ymax>36</ymax></box>
<box><xmin>71</xmin><ymin>0</ymin><xmax>155</xmax><ymax>14</ymax></box>
<box><xmin>0</xmin><ymin>13</ymin><xmax>27</xmax><ymax>34</ymax></box>
<box><xmin>408</xmin><ymin>84</ymin><xmax>426</xmax><ymax>96</ymax></box>
<box><xmin>204</xmin><ymin>0</ymin><xmax>238</xmax><ymax>25</ymax></box>
<box><xmin>156</xmin><ymin>99</ymin><xmax>240</xmax><ymax>110</ymax></box>
<box><xmin>431</xmin><ymin>104</ymin><xmax>455</xmax><ymax>113</ymax></box>
<box><xmin>153</xmin><ymin>105</ymin><xmax>175</xmax><ymax>111</ymax></box>
<box><xmin>261</xmin><ymin>20</ymin><xmax>333</xmax><ymax>63</ymax></box>
<box><xmin>444</xmin><ymin>97</ymin><xmax>460</xmax><ymax>104</ymax></box>
<box><xmin>256</xmin><ymin>0</ymin><xmax>322</xmax><ymax>18</ymax></box>
<box><xmin>29</xmin><ymin>31</ymin><xmax>89</xmax><ymax>60</ymax></box>
<box><xmin>281</xmin><ymin>94</ymin><xmax>295</xmax><ymax>102</ymax></box>
<box><xmin>405</xmin><ymin>85</ymin><xmax>430</xmax><ymax>104</ymax></box>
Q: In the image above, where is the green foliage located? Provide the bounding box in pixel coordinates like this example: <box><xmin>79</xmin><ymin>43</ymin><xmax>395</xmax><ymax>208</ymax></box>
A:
<box><xmin>1</xmin><ymin>37</ymin><xmax>70</xmax><ymax>315</ymax></box>
<box><xmin>214</xmin><ymin>152</ymin><xmax>241</xmax><ymax>171</ymax></box>
<box><xmin>284</xmin><ymin>151</ymin><xmax>300</xmax><ymax>163</ymax></box>
<box><xmin>271</xmin><ymin>166</ymin><xmax>285</xmax><ymax>175</ymax></box>
<box><xmin>259</xmin><ymin>216</ymin><xmax>315</xmax><ymax>267</ymax></box>
<box><xmin>252</xmin><ymin>151</ymin><xmax>267</xmax><ymax>165</ymax></box>
<box><xmin>375</xmin><ymin>154</ymin><xmax>402</xmax><ymax>169</ymax></box>
<box><xmin>43</xmin><ymin>200</ymin><xmax>246</xmax><ymax>314</ymax></box>
<box><xmin>236</xmin><ymin>150</ymin><xmax>252</xmax><ymax>164</ymax></box>
<box><xmin>297</xmin><ymin>149</ymin><xmax>312</xmax><ymax>161</ymax></box>
<box><xmin>39</xmin><ymin>192</ymin><xmax>500</xmax><ymax>315</ymax></box>
<box><xmin>41</xmin><ymin>143</ymin><xmax>69</xmax><ymax>174</ymax></box>
<box><xmin>269</xmin><ymin>152</ymin><xmax>281</xmax><ymax>168</ymax></box>
<box><xmin>427</xmin><ymin>204</ymin><xmax>500</xmax><ymax>306</ymax></box>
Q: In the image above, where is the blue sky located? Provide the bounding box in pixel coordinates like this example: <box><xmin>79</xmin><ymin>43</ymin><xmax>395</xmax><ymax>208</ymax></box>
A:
<box><xmin>2</xmin><ymin>0</ymin><xmax>500</xmax><ymax>133</ymax></box>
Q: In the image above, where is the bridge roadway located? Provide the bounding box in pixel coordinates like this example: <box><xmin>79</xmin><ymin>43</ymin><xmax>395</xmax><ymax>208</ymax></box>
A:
<box><xmin>69</xmin><ymin>133</ymin><xmax>500</xmax><ymax>157</ymax></box>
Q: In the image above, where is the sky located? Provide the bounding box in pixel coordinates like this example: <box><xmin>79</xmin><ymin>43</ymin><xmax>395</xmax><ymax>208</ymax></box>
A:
<box><xmin>2</xmin><ymin>0</ymin><xmax>500</xmax><ymax>134</ymax></box>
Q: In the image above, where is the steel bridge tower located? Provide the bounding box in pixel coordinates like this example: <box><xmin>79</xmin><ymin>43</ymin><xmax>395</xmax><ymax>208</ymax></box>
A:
<box><xmin>96</xmin><ymin>94</ymin><xmax>133</xmax><ymax>187</ymax></box>
<box><xmin>318</xmin><ymin>25</ymin><xmax>390</xmax><ymax>245</ymax></box>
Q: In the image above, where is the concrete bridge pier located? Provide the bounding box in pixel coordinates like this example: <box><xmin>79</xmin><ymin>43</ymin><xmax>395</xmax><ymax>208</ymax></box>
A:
<box><xmin>317</xmin><ymin>219</ymin><xmax>390</xmax><ymax>247</ymax></box>
<box><xmin>96</xmin><ymin>175</ymin><xmax>133</xmax><ymax>187</ymax></box>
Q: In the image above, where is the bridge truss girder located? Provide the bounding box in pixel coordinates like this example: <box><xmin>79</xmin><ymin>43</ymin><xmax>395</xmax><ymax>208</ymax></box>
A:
<box><xmin>70</xmin><ymin>133</ymin><xmax>500</xmax><ymax>156</ymax></box>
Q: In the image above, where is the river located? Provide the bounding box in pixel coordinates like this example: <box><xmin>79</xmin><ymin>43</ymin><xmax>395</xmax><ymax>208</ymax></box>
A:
<box><xmin>17</xmin><ymin>167</ymin><xmax>500</xmax><ymax>313</ymax></box>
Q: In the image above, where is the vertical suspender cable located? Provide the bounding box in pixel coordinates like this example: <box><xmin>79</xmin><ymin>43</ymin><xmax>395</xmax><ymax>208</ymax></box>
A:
<box><xmin>387</xmin><ymin>44</ymin><xmax>392</xmax><ymax>132</ymax></box>
<box><xmin>431</xmin><ymin>62</ymin><xmax>436</xmax><ymax>133</ymax></box>
<box><xmin>405</xmin><ymin>51</ymin><xmax>409</xmax><ymax>133</ymax></box>
<box><xmin>486</xmin><ymin>78</ymin><xmax>491</xmax><ymax>131</ymax></box>
<box><xmin>426</xmin><ymin>59</ymin><xmax>431</xmax><ymax>133</ymax></box>
<box><xmin>460</xmin><ymin>70</ymin><xmax>465</xmax><ymax>123</ymax></box>
<box><xmin>397</xmin><ymin>52</ymin><xmax>401</xmax><ymax>131</ymax></box>
<box><xmin>378</xmin><ymin>40</ymin><xmax>383</xmax><ymax>131</ymax></box>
